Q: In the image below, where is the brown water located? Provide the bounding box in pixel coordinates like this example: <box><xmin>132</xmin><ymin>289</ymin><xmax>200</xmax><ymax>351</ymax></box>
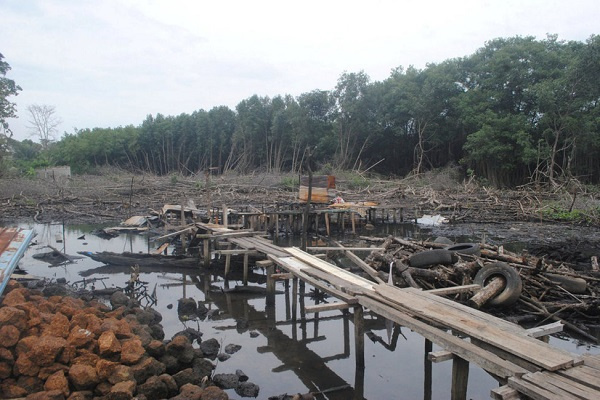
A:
<box><xmin>8</xmin><ymin>220</ymin><xmax>599</xmax><ymax>399</ymax></box>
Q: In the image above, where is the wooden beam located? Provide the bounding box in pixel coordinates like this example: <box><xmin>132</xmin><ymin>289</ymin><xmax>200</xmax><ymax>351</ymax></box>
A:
<box><xmin>305</xmin><ymin>302</ymin><xmax>351</xmax><ymax>313</ymax></box>
<box><xmin>451</xmin><ymin>356</ymin><xmax>470</xmax><ymax>400</ymax></box>
<box><xmin>427</xmin><ymin>284</ymin><xmax>481</xmax><ymax>296</ymax></box>
<box><xmin>525</xmin><ymin>321</ymin><xmax>564</xmax><ymax>338</ymax></box>
<box><xmin>429</xmin><ymin>350</ymin><xmax>454</xmax><ymax>363</ymax></box>
<box><xmin>306</xmin><ymin>247</ymin><xmax>385</xmax><ymax>251</ymax></box>
<box><xmin>271</xmin><ymin>273</ymin><xmax>294</xmax><ymax>280</ymax></box>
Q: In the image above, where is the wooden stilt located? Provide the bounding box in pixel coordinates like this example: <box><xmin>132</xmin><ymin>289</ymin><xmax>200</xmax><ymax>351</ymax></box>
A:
<box><xmin>354</xmin><ymin>306</ymin><xmax>365</xmax><ymax>369</ymax></box>
<box><xmin>266</xmin><ymin>264</ymin><xmax>275</xmax><ymax>306</ymax></box>
<box><xmin>203</xmin><ymin>239</ymin><xmax>210</xmax><ymax>268</ymax></box>
<box><xmin>424</xmin><ymin>339</ymin><xmax>433</xmax><ymax>400</ymax></box>
<box><xmin>351</xmin><ymin>212</ymin><xmax>356</xmax><ymax>234</ymax></box>
<box><xmin>292</xmin><ymin>277</ymin><xmax>298</xmax><ymax>321</ymax></box>
<box><xmin>243</xmin><ymin>253</ymin><xmax>249</xmax><ymax>286</ymax></box>
<box><xmin>325</xmin><ymin>213</ymin><xmax>330</xmax><ymax>236</ymax></box>
<box><xmin>451</xmin><ymin>357</ymin><xmax>469</xmax><ymax>400</ymax></box>
<box><xmin>222</xmin><ymin>204</ymin><xmax>228</xmax><ymax>228</ymax></box>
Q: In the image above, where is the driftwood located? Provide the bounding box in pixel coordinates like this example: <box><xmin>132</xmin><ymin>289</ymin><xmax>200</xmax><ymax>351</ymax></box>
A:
<box><xmin>469</xmin><ymin>277</ymin><xmax>505</xmax><ymax>309</ymax></box>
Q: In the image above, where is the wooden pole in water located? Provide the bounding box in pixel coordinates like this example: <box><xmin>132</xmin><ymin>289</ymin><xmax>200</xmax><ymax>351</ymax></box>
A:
<box><xmin>266</xmin><ymin>264</ymin><xmax>275</xmax><ymax>306</ymax></box>
<box><xmin>325</xmin><ymin>213</ymin><xmax>330</xmax><ymax>236</ymax></box>
<box><xmin>424</xmin><ymin>339</ymin><xmax>433</xmax><ymax>400</ymax></box>
<box><xmin>354</xmin><ymin>306</ymin><xmax>365</xmax><ymax>369</ymax></box>
<box><xmin>203</xmin><ymin>239</ymin><xmax>210</xmax><ymax>268</ymax></box>
<box><xmin>292</xmin><ymin>277</ymin><xmax>298</xmax><ymax>321</ymax></box>
<box><xmin>243</xmin><ymin>254</ymin><xmax>249</xmax><ymax>286</ymax></box>
<box><xmin>302</xmin><ymin>147</ymin><xmax>314</xmax><ymax>251</ymax></box>
<box><xmin>451</xmin><ymin>357</ymin><xmax>469</xmax><ymax>400</ymax></box>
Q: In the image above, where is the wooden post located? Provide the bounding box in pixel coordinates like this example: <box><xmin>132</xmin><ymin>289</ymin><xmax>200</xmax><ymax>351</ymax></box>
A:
<box><xmin>324</xmin><ymin>213</ymin><xmax>330</xmax><ymax>236</ymax></box>
<box><xmin>354</xmin><ymin>306</ymin><xmax>365</xmax><ymax>369</ymax></box>
<box><xmin>203</xmin><ymin>238</ymin><xmax>211</xmax><ymax>268</ymax></box>
<box><xmin>292</xmin><ymin>277</ymin><xmax>298</xmax><ymax>321</ymax></box>
<box><xmin>451</xmin><ymin>357</ymin><xmax>469</xmax><ymax>400</ymax></box>
<box><xmin>222</xmin><ymin>204</ymin><xmax>228</xmax><ymax>228</ymax></box>
<box><xmin>266</xmin><ymin>264</ymin><xmax>275</xmax><ymax>306</ymax></box>
<box><xmin>351</xmin><ymin>212</ymin><xmax>356</xmax><ymax>234</ymax></box>
<box><xmin>274</xmin><ymin>213</ymin><xmax>279</xmax><ymax>244</ymax></box>
<box><xmin>424</xmin><ymin>339</ymin><xmax>433</xmax><ymax>400</ymax></box>
<box><xmin>243</xmin><ymin>254</ymin><xmax>249</xmax><ymax>285</ymax></box>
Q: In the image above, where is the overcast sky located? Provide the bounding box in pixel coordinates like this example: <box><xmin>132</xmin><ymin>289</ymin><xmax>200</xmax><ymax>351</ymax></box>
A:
<box><xmin>2</xmin><ymin>0</ymin><xmax>598</xmax><ymax>142</ymax></box>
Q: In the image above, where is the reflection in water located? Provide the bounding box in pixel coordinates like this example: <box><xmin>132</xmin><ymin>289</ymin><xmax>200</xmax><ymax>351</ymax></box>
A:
<box><xmin>9</xmin><ymin>221</ymin><xmax>598</xmax><ymax>399</ymax></box>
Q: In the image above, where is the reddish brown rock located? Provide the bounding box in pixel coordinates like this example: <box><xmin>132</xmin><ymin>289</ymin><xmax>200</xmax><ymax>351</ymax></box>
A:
<box><xmin>108</xmin><ymin>380</ymin><xmax>136</xmax><ymax>400</ymax></box>
<box><xmin>70</xmin><ymin>313</ymin><xmax>102</xmax><ymax>337</ymax></box>
<box><xmin>44</xmin><ymin>370</ymin><xmax>70</xmax><ymax>397</ymax></box>
<box><xmin>130</xmin><ymin>357</ymin><xmax>166</xmax><ymax>383</ymax></box>
<box><xmin>95</xmin><ymin>358</ymin><xmax>118</xmax><ymax>380</ymax></box>
<box><xmin>67</xmin><ymin>327</ymin><xmax>95</xmax><ymax>349</ymax></box>
<box><xmin>68</xmin><ymin>364</ymin><xmax>99</xmax><ymax>390</ymax></box>
<box><xmin>2</xmin><ymin>287</ymin><xmax>28</xmax><ymax>306</ymax></box>
<box><xmin>173</xmin><ymin>383</ymin><xmax>204</xmax><ymax>400</ymax></box>
<box><xmin>201</xmin><ymin>386</ymin><xmax>229</xmax><ymax>400</ymax></box>
<box><xmin>30</xmin><ymin>336</ymin><xmax>68</xmax><ymax>367</ymax></box>
<box><xmin>4</xmin><ymin>279</ymin><xmax>22</xmax><ymax>293</ymax></box>
<box><xmin>0</xmin><ymin>347</ymin><xmax>14</xmax><ymax>362</ymax></box>
<box><xmin>0</xmin><ymin>378</ymin><xmax>29</xmax><ymax>398</ymax></box>
<box><xmin>57</xmin><ymin>344</ymin><xmax>77</xmax><ymax>365</ymax></box>
<box><xmin>145</xmin><ymin>340</ymin><xmax>165</xmax><ymax>358</ymax></box>
<box><xmin>14</xmin><ymin>353</ymin><xmax>40</xmax><ymax>377</ymax></box>
<box><xmin>38</xmin><ymin>364</ymin><xmax>70</xmax><ymax>380</ymax></box>
<box><xmin>100</xmin><ymin>317</ymin><xmax>133</xmax><ymax>339</ymax></box>
<box><xmin>25</xmin><ymin>390</ymin><xmax>66</xmax><ymax>400</ymax></box>
<box><xmin>66</xmin><ymin>391</ymin><xmax>93</xmax><ymax>400</ymax></box>
<box><xmin>71</xmin><ymin>350</ymin><xmax>99</xmax><ymax>367</ymax></box>
<box><xmin>0</xmin><ymin>306</ymin><xmax>28</xmax><ymax>331</ymax></box>
<box><xmin>0</xmin><ymin>361</ymin><xmax>12</xmax><ymax>379</ymax></box>
<box><xmin>57</xmin><ymin>297</ymin><xmax>85</xmax><ymax>318</ymax></box>
<box><xmin>108</xmin><ymin>365</ymin><xmax>133</xmax><ymax>385</ymax></box>
<box><xmin>0</xmin><ymin>324</ymin><xmax>21</xmax><ymax>347</ymax></box>
<box><xmin>16</xmin><ymin>335</ymin><xmax>39</xmax><ymax>357</ymax></box>
<box><xmin>98</xmin><ymin>330</ymin><xmax>121</xmax><ymax>356</ymax></box>
<box><xmin>43</xmin><ymin>313</ymin><xmax>70</xmax><ymax>339</ymax></box>
<box><xmin>120</xmin><ymin>338</ymin><xmax>145</xmax><ymax>365</ymax></box>
<box><xmin>16</xmin><ymin>375</ymin><xmax>44</xmax><ymax>393</ymax></box>
<box><xmin>15</xmin><ymin>302</ymin><xmax>42</xmax><ymax>328</ymax></box>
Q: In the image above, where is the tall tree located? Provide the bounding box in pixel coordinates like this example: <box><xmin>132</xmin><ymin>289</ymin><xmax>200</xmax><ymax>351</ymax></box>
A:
<box><xmin>27</xmin><ymin>104</ymin><xmax>62</xmax><ymax>150</ymax></box>
<box><xmin>0</xmin><ymin>53</ymin><xmax>21</xmax><ymax>136</ymax></box>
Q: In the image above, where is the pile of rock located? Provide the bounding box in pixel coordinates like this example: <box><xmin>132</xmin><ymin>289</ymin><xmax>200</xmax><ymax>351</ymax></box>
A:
<box><xmin>0</xmin><ymin>280</ymin><xmax>240</xmax><ymax>400</ymax></box>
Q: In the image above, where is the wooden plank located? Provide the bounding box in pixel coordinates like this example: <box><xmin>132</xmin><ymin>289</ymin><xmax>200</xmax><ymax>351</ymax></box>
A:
<box><xmin>285</xmin><ymin>247</ymin><xmax>375</xmax><ymax>291</ymax></box>
<box><xmin>153</xmin><ymin>242</ymin><xmax>170</xmax><ymax>255</ymax></box>
<box><xmin>305</xmin><ymin>302</ymin><xmax>351</xmax><ymax>313</ymax></box>
<box><xmin>539</xmin><ymin>370</ymin><xmax>600</xmax><ymax>399</ymax></box>
<box><xmin>271</xmin><ymin>256</ymin><xmax>358</xmax><ymax>304</ymax></box>
<box><xmin>376</xmin><ymin>285</ymin><xmax>574</xmax><ymax>371</ymax></box>
<box><xmin>428</xmin><ymin>350</ymin><xmax>454</xmax><ymax>363</ymax></box>
<box><xmin>535</xmin><ymin>371</ymin><xmax>597</xmax><ymax>399</ymax></box>
<box><xmin>508</xmin><ymin>376</ymin><xmax>566</xmax><ymax>400</ymax></box>
<box><xmin>490</xmin><ymin>385</ymin><xmax>521</xmax><ymax>400</ymax></box>
<box><xmin>214</xmin><ymin>249</ymin><xmax>257</xmax><ymax>255</ymax></box>
<box><xmin>306</xmin><ymin>247</ymin><xmax>385</xmax><ymax>251</ymax></box>
<box><xmin>427</xmin><ymin>284</ymin><xmax>481</xmax><ymax>296</ymax></box>
<box><xmin>522</xmin><ymin>373</ymin><xmax>585</xmax><ymax>399</ymax></box>
<box><xmin>358</xmin><ymin>295</ymin><xmax>528</xmax><ymax>379</ymax></box>
<box><xmin>557</xmin><ymin>366</ymin><xmax>600</xmax><ymax>390</ymax></box>
<box><xmin>343</xmin><ymin>248</ymin><xmax>385</xmax><ymax>284</ymax></box>
<box><xmin>581</xmin><ymin>354</ymin><xmax>600</xmax><ymax>370</ymax></box>
<box><xmin>525</xmin><ymin>321</ymin><xmax>564</xmax><ymax>338</ymax></box>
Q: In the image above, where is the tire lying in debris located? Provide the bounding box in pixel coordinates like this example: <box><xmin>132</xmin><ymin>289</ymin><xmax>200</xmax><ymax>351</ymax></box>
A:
<box><xmin>474</xmin><ymin>262</ymin><xmax>522</xmax><ymax>307</ymax></box>
<box><xmin>408</xmin><ymin>249</ymin><xmax>458</xmax><ymax>268</ymax></box>
<box><xmin>445</xmin><ymin>242</ymin><xmax>481</xmax><ymax>256</ymax></box>
<box><xmin>544</xmin><ymin>273</ymin><xmax>587</xmax><ymax>294</ymax></box>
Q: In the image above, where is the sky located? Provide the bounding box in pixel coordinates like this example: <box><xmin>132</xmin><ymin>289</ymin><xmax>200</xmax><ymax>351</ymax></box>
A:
<box><xmin>1</xmin><ymin>0</ymin><xmax>599</xmax><ymax>142</ymax></box>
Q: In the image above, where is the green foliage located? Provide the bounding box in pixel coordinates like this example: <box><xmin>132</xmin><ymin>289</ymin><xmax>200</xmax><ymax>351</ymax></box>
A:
<box><xmin>541</xmin><ymin>205</ymin><xmax>590</xmax><ymax>223</ymax></box>
<box><xmin>279</xmin><ymin>176</ymin><xmax>299</xmax><ymax>191</ymax></box>
<box><xmin>0</xmin><ymin>53</ymin><xmax>21</xmax><ymax>136</ymax></box>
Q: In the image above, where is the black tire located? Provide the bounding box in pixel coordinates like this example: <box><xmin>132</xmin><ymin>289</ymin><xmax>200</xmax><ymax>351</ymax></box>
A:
<box><xmin>408</xmin><ymin>249</ymin><xmax>457</xmax><ymax>268</ymax></box>
<box><xmin>544</xmin><ymin>273</ymin><xmax>587</xmax><ymax>294</ymax></box>
<box><xmin>446</xmin><ymin>243</ymin><xmax>481</xmax><ymax>256</ymax></box>
<box><xmin>433</xmin><ymin>237</ymin><xmax>454</xmax><ymax>245</ymax></box>
<box><xmin>474</xmin><ymin>262</ymin><xmax>522</xmax><ymax>307</ymax></box>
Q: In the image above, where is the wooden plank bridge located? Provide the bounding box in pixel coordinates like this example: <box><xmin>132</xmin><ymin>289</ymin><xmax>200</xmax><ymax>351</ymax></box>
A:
<box><xmin>193</xmin><ymin>223</ymin><xmax>600</xmax><ymax>400</ymax></box>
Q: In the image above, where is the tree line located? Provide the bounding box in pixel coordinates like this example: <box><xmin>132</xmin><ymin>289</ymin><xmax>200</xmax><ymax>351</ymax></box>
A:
<box><xmin>5</xmin><ymin>34</ymin><xmax>600</xmax><ymax>187</ymax></box>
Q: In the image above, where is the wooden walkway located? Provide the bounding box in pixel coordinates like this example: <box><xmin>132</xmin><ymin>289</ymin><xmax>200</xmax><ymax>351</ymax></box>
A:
<box><xmin>193</xmin><ymin>225</ymin><xmax>600</xmax><ymax>399</ymax></box>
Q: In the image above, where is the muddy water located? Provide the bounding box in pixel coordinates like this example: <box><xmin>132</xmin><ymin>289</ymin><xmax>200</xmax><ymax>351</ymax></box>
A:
<box><xmin>6</xmin><ymin>220</ymin><xmax>600</xmax><ymax>399</ymax></box>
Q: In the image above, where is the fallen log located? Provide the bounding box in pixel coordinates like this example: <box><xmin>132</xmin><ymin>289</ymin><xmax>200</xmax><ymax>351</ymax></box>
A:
<box><xmin>469</xmin><ymin>276</ymin><xmax>505</xmax><ymax>309</ymax></box>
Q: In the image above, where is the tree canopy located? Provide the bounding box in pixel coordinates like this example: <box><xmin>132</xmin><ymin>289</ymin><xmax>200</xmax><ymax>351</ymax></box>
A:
<box><xmin>7</xmin><ymin>35</ymin><xmax>600</xmax><ymax>187</ymax></box>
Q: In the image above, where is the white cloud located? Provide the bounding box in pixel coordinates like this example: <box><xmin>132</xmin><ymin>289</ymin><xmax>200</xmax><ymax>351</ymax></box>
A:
<box><xmin>1</xmin><ymin>0</ymin><xmax>598</xmax><ymax>141</ymax></box>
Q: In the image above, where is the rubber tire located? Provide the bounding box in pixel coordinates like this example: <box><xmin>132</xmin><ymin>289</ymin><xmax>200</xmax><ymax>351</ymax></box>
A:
<box><xmin>474</xmin><ymin>262</ymin><xmax>522</xmax><ymax>307</ymax></box>
<box><xmin>433</xmin><ymin>237</ymin><xmax>454</xmax><ymax>245</ymax></box>
<box><xmin>446</xmin><ymin>243</ymin><xmax>481</xmax><ymax>256</ymax></box>
<box><xmin>545</xmin><ymin>273</ymin><xmax>587</xmax><ymax>294</ymax></box>
<box><xmin>408</xmin><ymin>249</ymin><xmax>457</xmax><ymax>268</ymax></box>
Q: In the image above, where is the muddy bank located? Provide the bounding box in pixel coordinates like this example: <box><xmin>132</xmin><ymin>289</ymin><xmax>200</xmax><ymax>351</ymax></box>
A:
<box><xmin>0</xmin><ymin>279</ymin><xmax>261</xmax><ymax>400</ymax></box>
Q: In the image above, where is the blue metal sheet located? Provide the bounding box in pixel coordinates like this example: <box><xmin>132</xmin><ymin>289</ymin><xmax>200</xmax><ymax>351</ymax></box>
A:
<box><xmin>0</xmin><ymin>228</ymin><xmax>35</xmax><ymax>298</ymax></box>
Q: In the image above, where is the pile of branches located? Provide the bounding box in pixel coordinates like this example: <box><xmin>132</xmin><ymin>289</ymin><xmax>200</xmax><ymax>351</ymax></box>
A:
<box><xmin>360</xmin><ymin>235</ymin><xmax>600</xmax><ymax>343</ymax></box>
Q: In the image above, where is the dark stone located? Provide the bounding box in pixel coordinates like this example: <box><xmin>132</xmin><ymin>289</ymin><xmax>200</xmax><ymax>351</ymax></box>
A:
<box><xmin>171</xmin><ymin>383</ymin><xmax>203</xmax><ymax>400</ymax></box>
<box><xmin>172</xmin><ymin>368</ymin><xmax>202</xmax><ymax>387</ymax></box>
<box><xmin>137</xmin><ymin>376</ymin><xmax>168</xmax><ymax>400</ymax></box>
<box><xmin>149</xmin><ymin>324</ymin><xmax>164</xmax><ymax>341</ymax></box>
<box><xmin>212</xmin><ymin>373</ymin><xmax>238</xmax><ymax>389</ymax></box>
<box><xmin>196</xmin><ymin>302</ymin><xmax>208</xmax><ymax>316</ymax></box>
<box><xmin>157</xmin><ymin>373</ymin><xmax>178</xmax><ymax>398</ymax></box>
<box><xmin>217</xmin><ymin>353</ymin><xmax>230</xmax><ymax>362</ymax></box>
<box><xmin>236</xmin><ymin>369</ymin><xmax>248</xmax><ymax>382</ymax></box>
<box><xmin>42</xmin><ymin>284</ymin><xmax>68</xmax><ymax>297</ymax></box>
<box><xmin>235</xmin><ymin>381</ymin><xmax>260</xmax><ymax>397</ymax></box>
<box><xmin>236</xmin><ymin>319</ymin><xmax>249</xmax><ymax>332</ymax></box>
<box><xmin>130</xmin><ymin>357</ymin><xmax>166</xmax><ymax>384</ymax></box>
<box><xmin>159</xmin><ymin>354</ymin><xmax>180</xmax><ymax>375</ymax></box>
<box><xmin>224</xmin><ymin>344</ymin><xmax>241</xmax><ymax>354</ymax></box>
<box><xmin>249</xmin><ymin>331</ymin><xmax>259</xmax><ymax>338</ymax></box>
<box><xmin>109</xmin><ymin>291</ymin><xmax>130</xmax><ymax>309</ymax></box>
<box><xmin>199</xmin><ymin>338</ymin><xmax>219</xmax><ymax>358</ymax></box>
<box><xmin>56</xmin><ymin>278</ymin><xmax>67</xmax><ymax>284</ymax></box>
<box><xmin>177</xmin><ymin>298</ymin><xmax>197</xmax><ymax>316</ymax></box>
<box><xmin>191</xmin><ymin>358</ymin><xmax>214</xmax><ymax>379</ymax></box>
<box><xmin>200</xmin><ymin>386</ymin><xmax>228</xmax><ymax>400</ymax></box>
<box><xmin>172</xmin><ymin>328</ymin><xmax>203</xmax><ymax>344</ymax></box>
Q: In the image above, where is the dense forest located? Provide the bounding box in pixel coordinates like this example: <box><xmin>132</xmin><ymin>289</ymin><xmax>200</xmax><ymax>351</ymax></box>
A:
<box><xmin>3</xmin><ymin>35</ymin><xmax>600</xmax><ymax>187</ymax></box>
